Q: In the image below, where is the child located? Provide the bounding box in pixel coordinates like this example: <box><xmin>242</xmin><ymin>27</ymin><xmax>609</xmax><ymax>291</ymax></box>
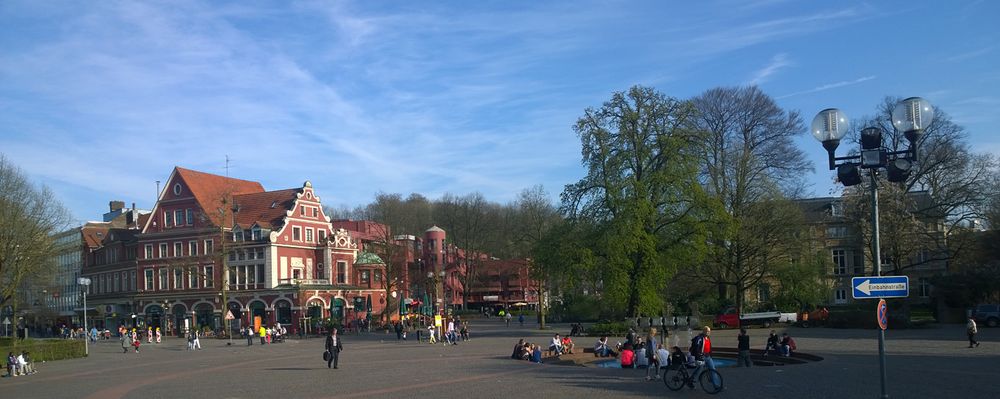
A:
<box><xmin>132</xmin><ymin>337</ymin><xmax>141</xmax><ymax>353</ymax></box>
<box><xmin>531</xmin><ymin>344</ymin><xmax>543</xmax><ymax>363</ymax></box>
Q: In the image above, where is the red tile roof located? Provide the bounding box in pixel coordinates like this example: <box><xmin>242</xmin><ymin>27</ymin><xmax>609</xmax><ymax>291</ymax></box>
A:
<box><xmin>81</xmin><ymin>225</ymin><xmax>111</xmax><ymax>248</ymax></box>
<box><xmin>174</xmin><ymin>167</ymin><xmax>265</xmax><ymax>227</ymax></box>
<box><xmin>233</xmin><ymin>188</ymin><xmax>300</xmax><ymax>229</ymax></box>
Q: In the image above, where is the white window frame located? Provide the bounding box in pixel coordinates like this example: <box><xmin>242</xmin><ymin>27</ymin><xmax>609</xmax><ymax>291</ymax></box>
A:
<box><xmin>145</xmin><ymin>244</ymin><xmax>153</xmax><ymax>259</ymax></box>
<box><xmin>158</xmin><ymin>268</ymin><xmax>169</xmax><ymax>290</ymax></box>
<box><xmin>293</xmin><ymin>227</ymin><xmax>301</xmax><ymax>241</ymax></box>
<box><xmin>189</xmin><ymin>241</ymin><xmax>198</xmax><ymax>256</ymax></box>
<box><xmin>145</xmin><ymin>269</ymin><xmax>154</xmax><ymax>291</ymax></box>
<box><xmin>204</xmin><ymin>239</ymin><xmax>214</xmax><ymax>254</ymax></box>
<box><xmin>159</xmin><ymin>243</ymin><xmax>168</xmax><ymax>259</ymax></box>
<box><xmin>832</xmin><ymin>249</ymin><xmax>847</xmax><ymax>275</ymax></box>
<box><xmin>835</xmin><ymin>288</ymin><xmax>847</xmax><ymax>304</ymax></box>
<box><xmin>189</xmin><ymin>266</ymin><xmax>199</xmax><ymax>289</ymax></box>
<box><xmin>174</xmin><ymin>242</ymin><xmax>183</xmax><ymax>257</ymax></box>
<box><xmin>174</xmin><ymin>268</ymin><xmax>183</xmax><ymax>289</ymax></box>
<box><xmin>203</xmin><ymin>265</ymin><xmax>214</xmax><ymax>288</ymax></box>
<box><xmin>306</xmin><ymin>228</ymin><xmax>314</xmax><ymax>243</ymax></box>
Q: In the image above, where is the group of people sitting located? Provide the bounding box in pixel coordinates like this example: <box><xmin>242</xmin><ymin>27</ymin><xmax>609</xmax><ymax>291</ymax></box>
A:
<box><xmin>511</xmin><ymin>339</ymin><xmax>544</xmax><ymax>363</ymax></box>
<box><xmin>5</xmin><ymin>351</ymin><xmax>35</xmax><ymax>377</ymax></box>
<box><xmin>764</xmin><ymin>330</ymin><xmax>796</xmax><ymax>357</ymax></box>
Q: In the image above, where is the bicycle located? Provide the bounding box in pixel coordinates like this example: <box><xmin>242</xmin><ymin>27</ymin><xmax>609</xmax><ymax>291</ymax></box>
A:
<box><xmin>663</xmin><ymin>360</ymin><xmax>724</xmax><ymax>394</ymax></box>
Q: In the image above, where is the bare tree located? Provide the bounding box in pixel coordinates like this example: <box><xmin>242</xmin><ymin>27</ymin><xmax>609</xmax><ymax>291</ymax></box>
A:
<box><xmin>433</xmin><ymin>192</ymin><xmax>493</xmax><ymax>309</ymax></box>
<box><xmin>689</xmin><ymin>86</ymin><xmax>810</xmax><ymax>314</ymax></box>
<box><xmin>0</xmin><ymin>155</ymin><xmax>72</xmax><ymax>310</ymax></box>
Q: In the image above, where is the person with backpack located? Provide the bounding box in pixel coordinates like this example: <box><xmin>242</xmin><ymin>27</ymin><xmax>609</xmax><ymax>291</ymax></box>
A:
<box><xmin>691</xmin><ymin>326</ymin><xmax>720</xmax><ymax>386</ymax></box>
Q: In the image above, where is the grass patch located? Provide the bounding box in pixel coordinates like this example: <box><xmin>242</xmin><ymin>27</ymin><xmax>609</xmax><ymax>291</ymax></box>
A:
<box><xmin>0</xmin><ymin>338</ymin><xmax>86</xmax><ymax>362</ymax></box>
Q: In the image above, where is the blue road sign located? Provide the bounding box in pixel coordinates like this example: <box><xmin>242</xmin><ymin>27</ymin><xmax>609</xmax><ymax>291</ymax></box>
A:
<box><xmin>852</xmin><ymin>276</ymin><xmax>909</xmax><ymax>299</ymax></box>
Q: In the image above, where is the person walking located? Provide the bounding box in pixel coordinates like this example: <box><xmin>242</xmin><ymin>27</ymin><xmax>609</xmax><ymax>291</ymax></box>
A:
<box><xmin>518</xmin><ymin>313</ymin><xmax>525</xmax><ymax>327</ymax></box>
<box><xmin>967</xmin><ymin>317</ymin><xmax>980</xmax><ymax>348</ymax></box>
<box><xmin>259</xmin><ymin>326</ymin><xmax>267</xmax><ymax>345</ymax></box>
<box><xmin>505</xmin><ymin>312</ymin><xmax>512</xmax><ymax>327</ymax></box>
<box><xmin>737</xmin><ymin>328</ymin><xmax>752</xmax><ymax>367</ymax></box>
<box><xmin>325</xmin><ymin>328</ymin><xmax>343</xmax><ymax>369</ymax></box>
<box><xmin>245</xmin><ymin>326</ymin><xmax>254</xmax><ymax>346</ymax></box>
<box><xmin>193</xmin><ymin>330</ymin><xmax>202</xmax><ymax>350</ymax></box>
<box><xmin>644</xmin><ymin>328</ymin><xmax>659</xmax><ymax>380</ymax></box>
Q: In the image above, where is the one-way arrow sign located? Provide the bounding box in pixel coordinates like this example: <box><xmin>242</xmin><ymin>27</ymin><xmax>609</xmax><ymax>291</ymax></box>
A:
<box><xmin>852</xmin><ymin>276</ymin><xmax>909</xmax><ymax>299</ymax></box>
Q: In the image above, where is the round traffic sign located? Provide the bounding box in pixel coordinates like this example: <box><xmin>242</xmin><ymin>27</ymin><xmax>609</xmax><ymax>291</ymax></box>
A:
<box><xmin>876</xmin><ymin>299</ymin><xmax>888</xmax><ymax>330</ymax></box>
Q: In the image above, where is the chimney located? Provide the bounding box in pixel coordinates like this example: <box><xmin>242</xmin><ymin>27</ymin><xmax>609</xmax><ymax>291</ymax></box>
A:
<box><xmin>109</xmin><ymin>200</ymin><xmax>125</xmax><ymax>212</ymax></box>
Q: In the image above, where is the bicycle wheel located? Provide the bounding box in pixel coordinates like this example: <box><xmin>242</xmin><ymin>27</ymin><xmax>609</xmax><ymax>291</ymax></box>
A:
<box><xmin>663</xmin><ymin>367</ymin><xmax>686</xmax><ymax>391</ymax></box>
<box><xmin>699</xmin><ymin>369</ymin><xmax>724</xmax><ymax>394</ymax></box>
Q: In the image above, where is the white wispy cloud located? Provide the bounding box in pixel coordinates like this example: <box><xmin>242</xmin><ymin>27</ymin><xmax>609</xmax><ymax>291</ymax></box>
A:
<box><xmin>946</xmin><ymin>46</ymin><xmax>994</xmax><ymax>62</ymax></box>
<box><xmin>776</xmin><ymin>76</ymin><xmax>877</xmax><ymax>99</ymax></box>
<box><xmin>749</xmin><ymin>53</ymin><xmax>792</xmax><ymax>85</ymax></box>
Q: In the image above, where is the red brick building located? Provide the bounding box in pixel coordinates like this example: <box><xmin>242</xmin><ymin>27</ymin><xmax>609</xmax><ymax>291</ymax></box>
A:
<box><xmin>97</xmin><ymin>167</ymin><xmax>387</xmax><ymax>335</ymax></box>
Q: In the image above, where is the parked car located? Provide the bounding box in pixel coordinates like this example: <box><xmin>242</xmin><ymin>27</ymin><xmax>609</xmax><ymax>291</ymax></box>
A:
<box><xmin>973</xmin><ymin>304</ymin><xmax>1000</xmax><ymax>328</ymax></box>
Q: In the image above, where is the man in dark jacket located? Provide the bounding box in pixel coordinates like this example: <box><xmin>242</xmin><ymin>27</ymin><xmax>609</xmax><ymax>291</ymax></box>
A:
<box><xmin>325</xmin><ymin>328</ymin><xmax>343</xmax><ymax>369</ymax></box>
<box><xmin>737</xmin><ymin>328</ymin><xmax>751</xmax><ymax>367</ymax></box>
<box><xmin>763</xmin><ymin>330</ymin><xmax>779</xmax><ymax>358</ymax></box>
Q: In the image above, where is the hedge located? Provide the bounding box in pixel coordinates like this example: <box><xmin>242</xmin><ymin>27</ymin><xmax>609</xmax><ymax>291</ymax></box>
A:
<box><xmin>0</xmin><ymin>338</ymin><xmax>86</xmax><ymax>362</ymax></box>
<box><xmin>586</xmin><ymin>321</ymin><xmax>631</xmax><ymax>337</ymax></box>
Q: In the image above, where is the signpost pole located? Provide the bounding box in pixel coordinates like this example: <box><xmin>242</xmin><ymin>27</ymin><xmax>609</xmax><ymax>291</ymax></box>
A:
<box><xmin>870</xmin><ymin>173</ymin><xmax>889</xmax><ymax>399</ymax></box>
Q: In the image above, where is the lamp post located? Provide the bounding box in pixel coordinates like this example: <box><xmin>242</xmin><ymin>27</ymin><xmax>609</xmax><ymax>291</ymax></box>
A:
<box><xmin>77</xmin><ymin>277</ymin><xmax>91</xmax><ymax>356</ymax></box>
<box><xmin>811</xmin><ymin>97</ymin><xmax>934</xmax><ymax>399</ymax></box>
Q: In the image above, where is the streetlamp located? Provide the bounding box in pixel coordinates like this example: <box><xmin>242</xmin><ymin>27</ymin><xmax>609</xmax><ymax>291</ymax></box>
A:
<box><xmin>77</xmin><ymin>277</ymin><xmax>91</xmax><ymax>356</ymax></box>
<box><xmin>811</xmin><ymin>96</ymin><xmax>934</xmax><ymax>399</ymax></box>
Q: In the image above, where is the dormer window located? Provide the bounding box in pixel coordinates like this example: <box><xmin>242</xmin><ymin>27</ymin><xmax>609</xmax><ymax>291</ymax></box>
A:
<box><xmin>270</xmin><ymin>201</ymin><xmax>278</xmax><ymax>209</ymax></box>
<box><xmin>251</xmin><ymin>226</ymin><xmax>262</xmax><ymax>241</ymax></box>
<box><xmin>830</xmin><ymin>202</ymin><xmax>843</xmax><ymax>217</ymax></box>
<box><xmin>233</xmin><ymin>227</ymin><xmax>244</xmax><ymax>242</ymax></box>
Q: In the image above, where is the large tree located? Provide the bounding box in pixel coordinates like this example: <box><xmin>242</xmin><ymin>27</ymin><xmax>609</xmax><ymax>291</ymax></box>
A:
<box><xmin>844</xmin><ymin>99</ymin><xmax>999</xmax><ymax>273</ymax></box>
<box><xmin>689</xmin><ymin>86</ymin><xmax>810</xmax><ymax>314</ymax></box>
<box><xmin>0</xmin><ymin>155</ymin><xmax>71</xmax><ymax>310</ymax></box>
<box><xmin>561</xmin><ymin>85</ymin><xmax>709</xmax><ymax>317</ymax></box>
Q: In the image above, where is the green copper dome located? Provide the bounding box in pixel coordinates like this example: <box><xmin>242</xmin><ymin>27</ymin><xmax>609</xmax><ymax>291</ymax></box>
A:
<box><xmin>354</xmin><ymin>251</ymin><xmax>385</xmax><ymax>265</ymax></box>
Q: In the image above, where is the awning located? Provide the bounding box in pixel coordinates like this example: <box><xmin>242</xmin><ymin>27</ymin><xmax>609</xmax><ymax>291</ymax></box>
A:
<box><xmin>512</xmin><ymin>302</ymin><xmax>529</xmax><ymax>306</ymax></box>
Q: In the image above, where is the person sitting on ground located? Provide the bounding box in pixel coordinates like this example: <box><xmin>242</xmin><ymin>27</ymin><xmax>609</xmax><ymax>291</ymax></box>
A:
<box><xmin>6</xmin><ymin>352</ymin><xmax>17</xmax><ymax>377</ymax></box>
<box><xmin>21</xmin><ymin>352</ymin><xmax>34</xmax><ymax>375</ymax></box>
<box><xmin>635</xmin><ymin>342</ymin><xmax>649</xmax><ymax>369</ymax></box>
<box><xmin>656</xmin><ymin>344</ymin><xmax>671</xmax><ymax>371</ymax></box>
<box><xmin>594</xmin><ymin>336</ymin><xmax>611</xmax><ymax>357</ymax></box>
<box><xmin>560</xmin><ymin>335</ymin><xmax>575</xmax><ymax>354</ymax></box>
<box><xmin>620</xmin><ymin>343</ymin><xmax>635</xmax><ymax>368</ymax></box>
<box><xmin>549</xmin><ymin>333</ymin><xmax>564</xmax><ymax>356</ymax></box>
<box><xmin>764</xmin><ymin>330</ymin><xmax>780</xmax><ymax>358</ymax></box>
<box><xmin>512</xmin><ymin>339</ymin><xmax>525</xmax><ymax>359</ymax></box>
<box><xmin>520</xmin><ymin>342</ymin><xmax>533</xmax><ymax>361</ymax></box>
<box><xmin>780</xmin><ymin>333</ymin><xmax>796</xmax><ymax>357</ymax></box>
<box><xmin>531</xmin><ymin>344</ymin><xmax>543</xmax><ymax>364</ymax></box>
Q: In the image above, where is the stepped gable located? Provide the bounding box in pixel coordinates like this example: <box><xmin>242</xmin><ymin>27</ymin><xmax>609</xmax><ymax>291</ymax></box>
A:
<box><xmin>232</xmin><ymin>188</ymin><xmax>300</xmax><ymax>229</ymax></box>
<box><xmin>174</xmin><ymin>167</ymin><xmax>265</xmax><ymax>226</ymax></box>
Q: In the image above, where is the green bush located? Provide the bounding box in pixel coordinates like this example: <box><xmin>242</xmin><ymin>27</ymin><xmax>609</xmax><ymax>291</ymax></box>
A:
<box><xmin>586</xmin><ymin>321</ymin><xmax>631</xmax><ymax>337</ymax></box>
<box><xmin>1</xmin><ymin>338</ymin><xmax>86</xmax><ymax>362</ymax></box>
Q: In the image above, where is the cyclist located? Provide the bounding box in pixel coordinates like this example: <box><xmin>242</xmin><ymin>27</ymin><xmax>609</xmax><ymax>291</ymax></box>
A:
<box><xmin>690</xmin><ymin>326</ymin><xmax>721</xmax><ymax>388</ymax></box>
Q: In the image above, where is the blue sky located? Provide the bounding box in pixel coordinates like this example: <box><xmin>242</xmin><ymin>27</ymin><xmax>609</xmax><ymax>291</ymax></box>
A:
<box><xmin>2</xmin><ymin>0</ymin><xmax>998</xmax><ymax>224</ymax></box>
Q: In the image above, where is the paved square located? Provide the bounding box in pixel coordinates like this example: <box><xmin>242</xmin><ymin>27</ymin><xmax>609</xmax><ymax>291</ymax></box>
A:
<box><xmin>4</xmin><ymin>320</ymin><xmax>998</xmax><ymax>398</ymax></box>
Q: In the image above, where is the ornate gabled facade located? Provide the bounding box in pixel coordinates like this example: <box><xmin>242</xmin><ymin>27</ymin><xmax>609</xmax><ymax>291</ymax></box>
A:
<box><xmin>117</xmin><ymin>167</ymin><xmax>386</xmax><ymax>336</ymax></box>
